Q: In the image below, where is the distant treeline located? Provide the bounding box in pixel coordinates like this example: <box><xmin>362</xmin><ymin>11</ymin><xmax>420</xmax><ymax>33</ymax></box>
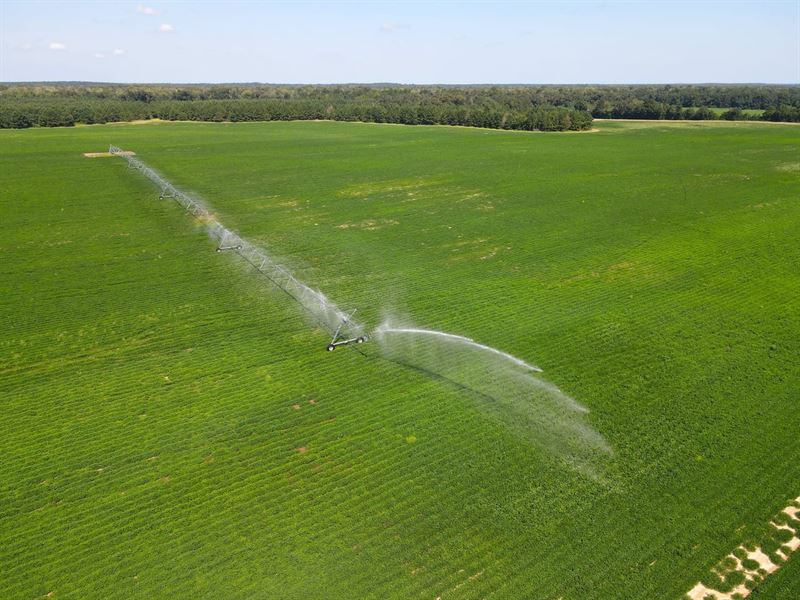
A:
<box><xmin>0</xmin><ymin>97</ymin><xmax>592</xmax><ymax>131</ymax></box>
<box><xmin>1</xmin><ymin>83</ymin><xmax>798</xmax><ymax>129</ymax></box>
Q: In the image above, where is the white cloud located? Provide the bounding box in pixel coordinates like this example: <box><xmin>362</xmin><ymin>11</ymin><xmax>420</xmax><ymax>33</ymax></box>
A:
<box><xmin>379</xmin><ymin>21</ymin><xmax>410</xmax><ymax>33</ymax></box>
<box><xmin>158</xmin><ymin>23</ymin><xmax>174</xmax><ymax>33</ymax></box>
<box><xmin>113</xmin><ymin>48</ymin><xmax>125</xmax><ymax>55</ymax></box>
<box><xmin>48</xmin><ymin>42</ymin><xmax>66</xmax><ymax>51</ymax></box>
<box><xmin>94</xmin><ymin>52</ymin><xmax>105</xmax><ymax>59</ymax></box>
<box><xmin>136</xmin><ymin>5</ymin><xmax>159</xmax><ymax>15</ymax></box>
<box><xmin>21</xmin><ymin>43</ymin><xmax>32</xmax><ymax>50</ymax></box>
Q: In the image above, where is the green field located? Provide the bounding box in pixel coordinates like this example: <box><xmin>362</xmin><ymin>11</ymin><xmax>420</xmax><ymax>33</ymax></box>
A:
<box><xmin>690</xmin><ymin>107</ymin><xmax>766</xmax><ymax>117</ymax></box>
<box><xmin>2</xmin><ymin>119</ymin><xmax>799</xmax><ymax>599</ymax></box>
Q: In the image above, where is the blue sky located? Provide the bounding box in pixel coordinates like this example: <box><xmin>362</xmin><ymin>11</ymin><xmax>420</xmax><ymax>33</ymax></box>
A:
<box><xmin>1</xmin><ymin>1</ymin><xmax>798</xmax><ymax>83</ymax></box>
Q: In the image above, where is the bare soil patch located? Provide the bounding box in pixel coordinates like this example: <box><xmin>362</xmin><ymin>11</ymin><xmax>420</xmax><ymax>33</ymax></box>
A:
<box><xmin>687</xmin><ymin>496</ymin><xmax>800</xmax><ymax>599</ymax></box>
<box><xmin>83</xmin><ymin>151</ymin><xmax>136</xmax><ymax>158</ymax></box>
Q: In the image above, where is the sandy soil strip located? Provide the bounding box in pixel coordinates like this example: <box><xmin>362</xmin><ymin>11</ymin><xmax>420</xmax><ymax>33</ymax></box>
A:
<box><xmin>687</xmin><ymin>497</ymin><xmax>800</xmax><ymax>599</ymax></box>
<box><xmin>83</xmin><ymin>151</ymin><xmax>136</xmax><ymax>158</ymax></box>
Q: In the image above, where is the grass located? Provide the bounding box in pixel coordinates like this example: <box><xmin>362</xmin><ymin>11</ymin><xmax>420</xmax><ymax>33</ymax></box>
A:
<box><xmin>689</xmin><ymin>107</ymin><xmax>765</xmax><ymax>117</ymax></box>
<box><xmin>1</xmin><ymin>119</ymin><xmax>798</xmax><ymax>599</ymax></box>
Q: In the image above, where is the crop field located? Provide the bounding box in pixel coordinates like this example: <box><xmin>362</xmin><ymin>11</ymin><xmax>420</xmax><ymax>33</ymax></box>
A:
<box><xmin>1</xmin><ymin>119</ymin><xmax>799</xmax><ymax>599</ymax></box>
<box><xmin>689</xmin><ymin>107</ymin><xmax>766</xmax><ymax>117</ymax></box>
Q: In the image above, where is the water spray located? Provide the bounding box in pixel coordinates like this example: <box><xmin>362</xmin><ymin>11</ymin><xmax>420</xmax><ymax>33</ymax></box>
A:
<box><xmin>374</xmin><ymin>324</ymin><xmax>543</xmax><ymax>372</ymax></box>
<box><xmin>108</xmin><ymin>144</ymin><xmax>555</xmax><ymax>364</ymax></box>
<box><xmin>109</xmin><ymin>145</ymin><xmax>365</xmax><ymax>344</ymax></box>
<box><xmin>109</xmin><ymin>145</ymin><xmax>611</xmax><ymax>470</ymax></box>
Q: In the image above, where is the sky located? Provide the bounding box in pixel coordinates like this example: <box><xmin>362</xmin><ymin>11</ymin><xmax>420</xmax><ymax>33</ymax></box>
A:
<box><xmin>1</xmin><ymin>1</ymin><xmax>798</xmax><ymax>84</ymax></box>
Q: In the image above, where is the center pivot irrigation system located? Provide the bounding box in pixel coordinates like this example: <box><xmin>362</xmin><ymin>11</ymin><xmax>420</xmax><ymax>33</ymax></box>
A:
<box><xmin>107</xmin><ymin>146</ymin><xmax>609</xmax><ymax>467</ymax></box>
<box><xmin>109</xmin><ymin>145</ymin><xmax>367</xmax><ymax>351</ymax></box>
<box><xmin>326</xmin><ymin>309</ymin><xmax>367</xmax><ymax>351</ymax></box>
<box><xmin>108</xmin><ymin>146</ymin><xmax>542</xmax><ymax>372</ymax></box>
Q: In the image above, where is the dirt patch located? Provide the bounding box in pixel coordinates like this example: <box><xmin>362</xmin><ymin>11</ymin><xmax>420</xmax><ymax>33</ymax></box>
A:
<box><xmin>446</xmin><ymin>569</ymin><xmax>485</xmax><ymax>596</ymax></box>
<box><xmin>83</xmin><ymin>150</ymin><xmax>136</xmax><ymax>158</ymax></box>
<box><xmin>296</xmin><ymin>446</ymin><xmax>307</xmax><ymax>454</ymax></box>
<box><xmin>337</xmin><ymin>178</ymin><xmax>440</xmax><ymax>199</ymax></box>
<box><xmin>747</xmin><ymin>548</ymin><xmax>778</xmax><ymax>573</ymax></box>
<box><xmin>609</xmin><ymin>261</ymin><xmax>635</xmax><ymax>271</ymax></box>
<box><xmin>336</xmin><ymin>218</ymin><xmax>399</xmax><ymax>231</ymax></box>
<box><xmin>42</xmin><ymin>239</ymin><xmax>73</xmax><ymax>247</ymax></box>
<box><xmin>461</xmin><ymin>192</ymin><xmax>486</xmax><ymax>202</ymax></box>
<box><xmin>562</xmin><ymin>261</ymin><xmax>640</xmax><ymax>285</ymax></box>
<box><xmin>291</xmin><ymin>403</ymin><xmax>301</xmax><ymax>411</ymax></box>
<box><xmin>687</xmin><ymin>496</ymin><xmax>800</xmax><ymax>599</ymax></box>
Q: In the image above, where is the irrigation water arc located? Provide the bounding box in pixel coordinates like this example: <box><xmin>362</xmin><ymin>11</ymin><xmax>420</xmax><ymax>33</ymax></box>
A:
<box><xmin>109</xmin><ymin>145</ymin><xmax>610</xmax><ymax>469</ymax></box>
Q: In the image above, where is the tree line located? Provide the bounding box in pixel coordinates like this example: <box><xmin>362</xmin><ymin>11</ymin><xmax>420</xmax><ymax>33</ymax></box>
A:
<box><xmin>1</xmin><ymin>83</ymin><xmax>798</xmax><ymax>129</ymax></box>
<box><xmin>0</xmin><ymin>96</ymin><xmax>592</xmax><ymax>131</ymax></box>
<box><xmin>3</xmin><ymin>83</ymin><xmax>798</xmax><ymax>109</ymax></box>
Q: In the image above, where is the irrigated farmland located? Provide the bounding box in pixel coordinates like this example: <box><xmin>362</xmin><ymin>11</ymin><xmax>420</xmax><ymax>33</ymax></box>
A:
<box><xmin>1</xmin><ymin>120</ymin><xmax>798</xmax><ymax>599</ymax></box>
